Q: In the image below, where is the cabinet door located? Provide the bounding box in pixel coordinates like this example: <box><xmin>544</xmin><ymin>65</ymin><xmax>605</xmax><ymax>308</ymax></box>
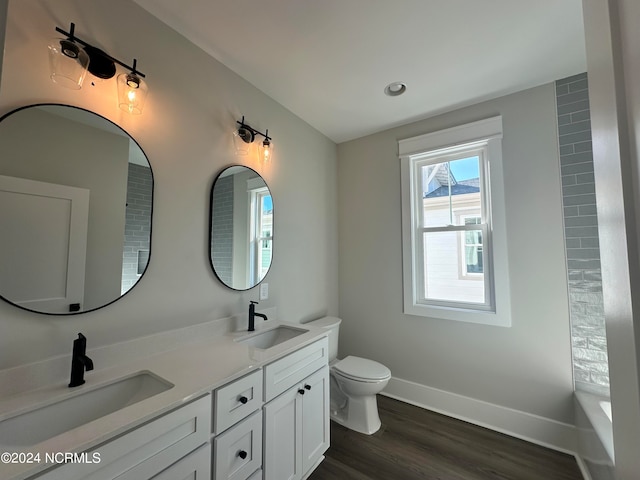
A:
<box><xmin>301</xmin><ymin>366</ymin><xmax>329</xmax><ymax>475</ymax></box>
<box><xmin>263</xmin><ymin>386</ymin><xmax>302</xmax><ymax>480</ymax></box>
<box><xmin>37</xmin><ymin>396</ymin><xmax>210</xmax><ymax>480</ymax></box>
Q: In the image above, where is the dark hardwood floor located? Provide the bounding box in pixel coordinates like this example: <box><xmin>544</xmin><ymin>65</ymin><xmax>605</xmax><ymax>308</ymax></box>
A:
<box><xmin>309</xmin><ymin>395</ymin><xmax>583</xmax><ymax>480</ymax></box>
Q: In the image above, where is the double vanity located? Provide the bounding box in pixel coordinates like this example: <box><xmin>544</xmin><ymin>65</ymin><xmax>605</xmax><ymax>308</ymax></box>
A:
<box><xmin>0</xmin><ymin>104</ymin><xmax>325</xmax><ymax>479</ymax></box>
<box><xmin>0</xmin><ymin>321</ymin><xmax>330</xmax><ymax>480</ymax></box>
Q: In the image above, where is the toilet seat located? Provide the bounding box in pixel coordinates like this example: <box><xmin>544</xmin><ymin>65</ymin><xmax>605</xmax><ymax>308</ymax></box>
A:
<box><xmin>332</xmin><ymin>356</ymin><xmax>391</xmax><ymax>382</ymax></box>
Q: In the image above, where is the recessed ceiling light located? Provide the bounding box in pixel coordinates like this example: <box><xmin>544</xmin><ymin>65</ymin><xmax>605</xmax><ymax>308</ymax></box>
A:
<box><xmin>384</xmin><ymin>82</ymin><xmax>407</xmax><ymax>97</ymax></box>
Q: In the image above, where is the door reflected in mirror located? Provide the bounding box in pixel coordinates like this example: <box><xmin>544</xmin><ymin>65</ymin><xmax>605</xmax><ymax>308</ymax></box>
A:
<box><xmin>0</xmin><ymin>104</ymin><xmax>153</xmax><ymax>314</ymax></box>
<box><xmin>210</xmin><ymin>166</ymin><xmax>273</xmax><ymax>290</ymax></box>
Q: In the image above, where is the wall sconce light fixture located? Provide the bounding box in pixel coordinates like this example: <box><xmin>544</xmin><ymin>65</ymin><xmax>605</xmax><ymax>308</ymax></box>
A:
<box><xmin>49</xmin><ymin>23</ymin><xmax>148</xmax><ymax>114</ymax></box>
<box><xmin>48</xmin><ymin>23</ymin><xmax>89</xmax><ymax>90</ymax></box>
<box><xmin>234</xmin><ymin>117</ymin><xmax>273</xmax><ymax>163</ymax></box>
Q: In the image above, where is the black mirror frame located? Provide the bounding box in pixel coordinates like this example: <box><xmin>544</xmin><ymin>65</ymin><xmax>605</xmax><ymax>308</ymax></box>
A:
<box><xmin>208</xmin><ymin>164</ymin><xmax>274</xmax><ymax>291</ymax></box>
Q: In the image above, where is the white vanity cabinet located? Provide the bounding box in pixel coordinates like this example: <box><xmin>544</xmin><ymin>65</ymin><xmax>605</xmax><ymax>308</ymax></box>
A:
<box><xmin>212</xmin><ymin>369</ymin><xmax>263</xmax><ymax>480</ymax></box>
<box><xmin>263</xmin><ymin>338</ymin><xmax>330</xmax><ymax>480</ymax></box>
<box><xmin>20</xmin><ymin>334</ymin><xmax>329</xmax><ymax>480</ymax></box>
<box><xmin>35</xmin><ymin>395</ymin><xmax>211</xmax><ymax>480</ymax></box>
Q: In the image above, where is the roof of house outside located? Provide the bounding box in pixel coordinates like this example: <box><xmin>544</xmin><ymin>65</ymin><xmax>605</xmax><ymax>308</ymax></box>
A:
<box><xmin>424</xmin><ymin>178</ymin><xmax>480</xmax><ymax>198</ymax></box>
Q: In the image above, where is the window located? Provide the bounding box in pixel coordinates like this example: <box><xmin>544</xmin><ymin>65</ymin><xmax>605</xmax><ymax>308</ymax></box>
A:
<box><xmin>399</xmin><ymin>116</ymin><xmax>511</xmax><ymax>326</ymax></box>
<box><xmin>250</xmin><ymin>187</ymin><xmax>272</xmax><ymax>284</ymax></box>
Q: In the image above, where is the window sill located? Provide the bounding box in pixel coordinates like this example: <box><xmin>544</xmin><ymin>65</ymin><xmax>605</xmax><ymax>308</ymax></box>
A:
<box><xmin>404</xmin><ymin>302</ymin><xmax>511</xmax><ymax>327</ymax></box>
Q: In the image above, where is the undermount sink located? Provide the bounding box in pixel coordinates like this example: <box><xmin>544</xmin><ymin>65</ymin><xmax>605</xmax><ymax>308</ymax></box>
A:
<box><xmin>0</xmin><ymin>371</ymin><xmax>173</xmax><ymax>448</ymax></box>
<box><xmin>236</xmin><ymin>325</ymin><xmax>308</xmax><ymax>350</ymax></box>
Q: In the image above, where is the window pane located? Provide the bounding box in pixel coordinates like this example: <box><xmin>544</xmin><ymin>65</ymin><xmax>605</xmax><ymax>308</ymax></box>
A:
<box><xmin>260</xmin><ymin>194</ymin><xmax>273</xmax><ymax>238</ymax></box>
<box><xmin>258</xmin><ymin>194</ymin><xmax>272</xmax><ymax>278</ymax></box>
<box><xmin>421</xmin><ymin>156</ymin><xmax>481</xmax><ymax>227</ymax></box>
<box><xmin>260</xmin><ymin>238</ymin><xmax>272</xmax><ymax>278</ymax></box>
<box><xmin>465</xmin><ymin>245</ymin><xmax>483</xmax><ymax>273</ymax></box>
<box><xmin>465</xmin><ymin>229</ymin><xmax>482</xmax><ymax>244</ymax></box>
<box><xmin>423</xmin><ymin>231</ymin><xmax>485</xmax><ymax>304</ymax></box>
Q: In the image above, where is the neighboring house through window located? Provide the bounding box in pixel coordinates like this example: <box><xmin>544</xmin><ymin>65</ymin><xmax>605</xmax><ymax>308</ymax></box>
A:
<box><xmin>399</xmin><ymin>116</ymin><xmax>511</xmax><ymax>326</ymax></box>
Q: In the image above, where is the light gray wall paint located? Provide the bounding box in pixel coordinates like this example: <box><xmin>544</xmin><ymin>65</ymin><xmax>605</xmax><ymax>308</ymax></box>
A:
<box><xmin>0</xmin><ymin>0</ymin><xmax>338</xmax><ymax>369</ymax></box>
<box><xmin>337</xmin><ymin>83</ymin><xmax>574</xmax><ymax>423</ymax></box>
<box><xmin>582</xmin><ymin>0</ymin><xmax>640</xmax><ymax>477</ymax></box>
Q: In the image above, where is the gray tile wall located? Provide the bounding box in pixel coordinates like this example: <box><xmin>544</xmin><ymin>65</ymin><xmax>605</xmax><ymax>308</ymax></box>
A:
<box><xmin>211</xmin><ymin>175</ymin><xmax>234</xmax><ymax>285</ymax></box>
<box><xmin>556</xmin><ymin>73</ymin><xmax>609</xmax><ymax>396</ymax></box>
<box><xmin>121</xmin><ymin>163</ymin><xmax>153</xmax><ymax>294</ymax></box>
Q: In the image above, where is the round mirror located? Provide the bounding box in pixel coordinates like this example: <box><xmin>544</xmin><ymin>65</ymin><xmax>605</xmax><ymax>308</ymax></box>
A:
<box><xmin>209</xmin><ymin>165</ymin><xmax>273</xmax><ymax>290</ymax></box>
<box><xmin>0</xmin><ymin>104</ymin><xmax>153</xmax><ymax>314</ymax></box>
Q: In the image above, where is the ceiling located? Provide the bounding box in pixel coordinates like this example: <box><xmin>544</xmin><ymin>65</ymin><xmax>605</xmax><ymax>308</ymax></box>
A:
<box><xmin>132</xmin><ymin>0</ymin><xmax>586</xmax><ymax>144</ymax></box>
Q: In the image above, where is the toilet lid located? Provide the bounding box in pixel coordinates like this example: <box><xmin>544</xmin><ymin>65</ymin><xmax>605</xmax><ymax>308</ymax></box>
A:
<box><xmin>333</xmin><ymin>356</ymin><xmax>391</xmax><ymax>381</ymax></box>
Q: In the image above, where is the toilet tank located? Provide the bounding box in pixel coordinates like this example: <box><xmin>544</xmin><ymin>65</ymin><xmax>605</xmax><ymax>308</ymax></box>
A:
<box><xmin>306</xmin><ymin>316</ymin><xmax>341</xmax><ymax>361</ymax></box>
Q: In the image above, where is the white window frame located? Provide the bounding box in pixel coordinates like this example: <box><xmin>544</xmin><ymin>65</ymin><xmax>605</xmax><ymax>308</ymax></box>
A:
<box><xmin>399</xmin><ymin>116</ymin><xmax>512</xmax><ymax>327</ymax></box>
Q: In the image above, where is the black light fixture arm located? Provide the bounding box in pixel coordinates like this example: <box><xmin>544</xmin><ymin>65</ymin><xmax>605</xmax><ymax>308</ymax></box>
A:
<box><xmin>236</xmin><ymin>116</ymin><xmax>271</xmax><ymax>142</ymax></box>
<box><xmin>55</xmin><ymin>23</ymin><xmax>145</xmax><ymax>78</ymax></box>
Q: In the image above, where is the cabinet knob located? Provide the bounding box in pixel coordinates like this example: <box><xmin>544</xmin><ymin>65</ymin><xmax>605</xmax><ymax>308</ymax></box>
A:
<box><xmin>304</xmin><ymin>384</ymin><xmax>311</xmax><ymax>390</ymax></box>
<box><xmin>239</xmin><ymin>396</ymin><xmax>248</xmax><ymax>404</ymax></box>
<box><xmin>238</xmin><ymin>450</ymin><xmax>248</xmax><ymax>459</ymax></box>
<box><xmin>298</xmin><ymin>389</ymin><xmax>306</xmax><ymax>395</ymax></box>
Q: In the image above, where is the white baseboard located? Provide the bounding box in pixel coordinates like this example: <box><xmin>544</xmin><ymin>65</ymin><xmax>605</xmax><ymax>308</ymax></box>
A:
<box><xmin>381</xmin><ymin>376</ymin><xmax>578</xmax><ymax>455</ymax></box>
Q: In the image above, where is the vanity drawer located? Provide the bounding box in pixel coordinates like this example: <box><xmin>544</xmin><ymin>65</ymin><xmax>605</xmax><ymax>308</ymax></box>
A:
<box><xmin>213</xmin><ymin>410</ymin><xmax>263</xmax><ymax>480</ymax></box>
<box><xmin>39</xmin><ymin>395</ymin><xmax>211</xmax><ymax>480</ymax></box>
<box><xmin>214</xmin><ymin>369</ymin><xmax>263</xmax><ymax>434</ymax></box>
<box><xmin>263</xmin><ymin>337</ymin><xmax>328</xmax><ymax>401</ymax></box>
<box><xmin>150</xmin><ymin>443</ymin><xmax>211</xmax><ymax>480</ymax></box>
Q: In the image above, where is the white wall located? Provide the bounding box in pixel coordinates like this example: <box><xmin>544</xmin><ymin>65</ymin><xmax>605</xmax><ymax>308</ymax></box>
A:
<box><xmin>0</xmin><ymin>0</ymin><xmax>338</xmax><ymax>369</ymax></box>
<box><xmin>338</xmin><ymin>84</ymin><xmax>575</xmax><ymax>428</ymax></box>
<box><xmin>582</xmin><ymin>0</ymin><xmax>640</xmax><ymax>477</ymax></box>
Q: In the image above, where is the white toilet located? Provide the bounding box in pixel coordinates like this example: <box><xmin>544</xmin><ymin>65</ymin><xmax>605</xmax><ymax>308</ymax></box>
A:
<box><xmin>307</xmin><ymin>316</ymin><xmax>391</xmax><ymax>435</ymax></box>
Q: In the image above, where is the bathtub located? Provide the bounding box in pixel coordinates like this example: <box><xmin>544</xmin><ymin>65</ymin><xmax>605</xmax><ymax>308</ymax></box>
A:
<box><xmin>574</xmin><ymin>391</ymin><xmax>614</xmax><ymax>479</ymax></box>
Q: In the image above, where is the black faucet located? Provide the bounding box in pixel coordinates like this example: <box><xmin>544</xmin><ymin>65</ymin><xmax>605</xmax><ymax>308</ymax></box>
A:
<box><xmin>69</xmin><ymin>333</ymin><xmax>94</xmax><ymax>387</ymax></box>
<box><xmin>248</xmin><ymin>301</ymin><xmax>268</xmax><ymax>332</ymax></box>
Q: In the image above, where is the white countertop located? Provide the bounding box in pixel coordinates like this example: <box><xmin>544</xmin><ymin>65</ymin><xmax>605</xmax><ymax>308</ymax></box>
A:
<box><xmin>0</xmin><ymin>321</ymin><xmax>327</xmax><ymax>480</ymax></box>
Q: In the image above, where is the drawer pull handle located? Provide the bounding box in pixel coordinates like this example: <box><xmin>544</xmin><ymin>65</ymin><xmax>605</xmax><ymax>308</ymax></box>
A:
<box><xmin>298</xmin><ymin>389</ymin><xmax>305</xmax><ymax>395</ymax></box>
<box><xmin>304</xmin><ymin>384</ymin><xmax>311</xmax><ymax>390</ymax></box>
<box><xmin>238</xmin><ymin>450</ymin><xmax>248</xmax><ymax>459</ymax></box>
<box><xmin>238</xmin><ymin>396</ymin><xmax>248</xmax><ymax>404</ymax></box>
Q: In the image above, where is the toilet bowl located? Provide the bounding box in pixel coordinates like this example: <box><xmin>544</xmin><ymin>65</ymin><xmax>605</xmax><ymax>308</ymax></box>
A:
<box><xmin>306</xmin><ymin>317</ymin><xmax>391</xmax><ymax>435</ymax></box>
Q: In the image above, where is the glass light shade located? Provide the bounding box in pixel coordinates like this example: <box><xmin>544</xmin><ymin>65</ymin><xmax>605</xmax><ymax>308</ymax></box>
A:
<box><xmin>233</xmin><ymin>127</ymin><xmax>254</xmax><ymax>155</ymax></box>
<box><xmin>48</xmin><ymin>38</ymin><xmax>90</xmax><ymax>89</ymax></box>
<box><xmin>117</xmin><ymin>73</ymin><xmax>148</xmax><ymax>115</ymax></box>
<box><xmin>261</xmin><ymin>139</ymin><xmax>273</xmax><ymax>163</ymax></box>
